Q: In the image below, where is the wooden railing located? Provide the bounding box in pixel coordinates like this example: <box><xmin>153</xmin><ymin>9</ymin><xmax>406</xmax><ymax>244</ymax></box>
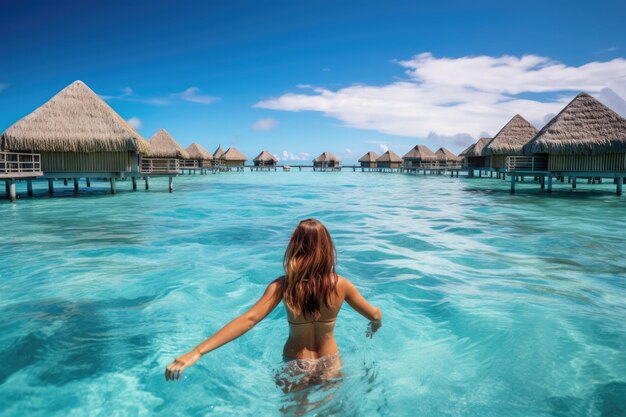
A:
<box><xmin>140</xmin><ymin>158</ymin><xmax>180</xmax><ymax>174</ymax></box>
<box><xmin>506</xmin><ymin>156</ymin><xmax>548</xmax><ymax>172</ymax></box>
<box><xmin>404</xmin><ymin>161</ymin><xmax>463</xmax><ymax>169</ymax></box>
<box><xmin>180</xmin><ymin>160</ymin><xmax>199</xmax><ymax>168</ymax></box>
<box><xmin>0</xmin><ymin>152</ymin><xmax>42</xmax><ymax>177</ymax></box>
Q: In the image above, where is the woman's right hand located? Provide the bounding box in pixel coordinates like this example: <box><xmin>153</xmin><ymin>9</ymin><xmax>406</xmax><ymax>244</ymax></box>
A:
<box><xmin>366</xmin><ymin>320</ymin><xmax>381</xmax><ymax>338</ymax></box>
<box><xmin>165</xmin><ymin>350</ymin><xmax>201</xmax><ymax>381</ymax></box>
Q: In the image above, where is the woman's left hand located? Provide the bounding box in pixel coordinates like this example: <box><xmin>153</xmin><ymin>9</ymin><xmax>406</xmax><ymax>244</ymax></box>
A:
<box><xmin>165</xmin><ymin>350</ymin><xmax>201</xmax><ymax>381</ymax></box>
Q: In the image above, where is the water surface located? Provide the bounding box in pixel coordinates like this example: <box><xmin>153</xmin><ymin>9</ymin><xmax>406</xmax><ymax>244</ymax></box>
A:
<box><xmin>1</xmin><ymin>172</ymin><xmax>625</xmax><ymax>416</ymax></box>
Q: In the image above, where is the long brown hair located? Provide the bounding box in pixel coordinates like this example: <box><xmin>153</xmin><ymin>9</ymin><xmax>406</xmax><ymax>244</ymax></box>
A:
<box><xmin>283</xmin><ymin>219</ymin><xmax>338</xmax><ymax>317</ymax></box>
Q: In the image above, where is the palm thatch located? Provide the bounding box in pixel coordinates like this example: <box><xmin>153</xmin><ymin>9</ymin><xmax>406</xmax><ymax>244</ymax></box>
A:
<box><xmin>402</xmin><ymin>145</ymin><xmax>437</xmax><ymax>161</ymax></box>
<box><xmin>435</xmin><ymin>147</ymin><xmax>462</xmax><ymax>161</ymax></box>
<box><xmin>458</xmin><ymin>143</ymin><xmax>475</xmax><ymax>157</ymax></box>
<box><xmin>376</xmin><ymin>150</ymin><xmax>403</xmax><ymax>162</ymax></box>
<box><xmin>147</xmin><ymin>129</ymin><xmax>189</xmax><ymax>159</ymax></box>
<box><xmin>464</xmin><ymin>138</ymin><xmax>491</xmax><ymax>157</ymax></box>
<box><xmin>523</xmin><ymin>92</ymin><xmax>626</xmax><ymax>155</ymax></box>
<box><xmin>1</xmin><ymin>80</ymin><xmax>149</xmax><ymax>153</ymax></box>
<box><xmin>482</xmin><ymin>115</ymin><xmax>538</xmax><ymax>156</ymax></box>
<box><xmin>220</xmin><ymin>147</ymin><xmax>248</xmax><ymax>161</ymax></box>
<box><xmin>253</xmin><ymin>150</ymin><xmax>278</xmax><ymax>163</ymax></box>
<box><xmin>213</xmin><ymin>145</ymin><xmax>225</xmax><ymax>159</ymax></box>
<box><xmin>313</xmin><ymin>152</ymin><xmax>340</xmax><ymax>163</ymax></box>
<box><xmin>186</xmin><ymin>143</ymin><xmax>212</xmax><ymax>160</ymax></box>
<box><xmin>358</xmin><ymin>151</ymin><xmax>379</xmax><ymax>162</ymax></box>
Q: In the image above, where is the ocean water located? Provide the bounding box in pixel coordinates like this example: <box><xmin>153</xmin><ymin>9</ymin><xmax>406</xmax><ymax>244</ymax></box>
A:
<box><xmin>1</xmin><ymin>171</ymin><xmax>625</xmax><ymax>417</ymax></box>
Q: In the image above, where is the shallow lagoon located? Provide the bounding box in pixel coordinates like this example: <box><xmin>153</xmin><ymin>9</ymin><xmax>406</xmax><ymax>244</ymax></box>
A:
<box><xmin>1</xmin><ymin>171</ymin><xmax>625</xmax><ymax>416</ymax></box>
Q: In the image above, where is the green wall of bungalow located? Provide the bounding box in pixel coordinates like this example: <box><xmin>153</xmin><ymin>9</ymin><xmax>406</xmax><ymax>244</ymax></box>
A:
<box><xmin>38</xmin><ymin>151</ymin><xmax>137</xmax><ymax>173</ymax></box>
<box><xmin>360</xmin><ymin>161</ymin><xmax>377</xmax><ymax>168</ymax></box>
<box><xmin>377</xmin><ymin>161</ymin><xmax>402</xmax><ymax>168</ymax></box>
<box><xmin>546</xmin><ymin>153</ymin><xmax>626</xmax><ymax>172</ymax></box>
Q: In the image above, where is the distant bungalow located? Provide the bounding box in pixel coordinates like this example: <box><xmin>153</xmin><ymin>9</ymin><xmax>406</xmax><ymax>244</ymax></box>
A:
<box><xmin>482</xmin><ymin>115</ymin><xmax>538</xmax><ymax>177</ymax></box>
<box><xmin>519</xmin><ymin>92</ymin><xmax>626</xmax><ymax>195</ymax></box>
<box><xmin>313</xmin><ymin>152</ymin><xmax>341</xmax><ymax>171</ymax></box>
<box><xmin>376</xmin><ymin>150</ymin><xmax>403</xmax><ymax>170</ymax></box>
<box><xmin>220</xmin><ymin>147</ymin><xmax>247</xmax><ymax>170</ymax></box>
<box><xmin>185</xmin><ymin>143</ymin><xmax>213</xmax><ymax>171</ymax></box>
<box><xmin>213</xmin><ymin>145</ymin><xmax>225</xmax><ymax>160</ymax></box>
<box><xmin>461</xmin><ymin>137</ymin><xmax>491</xmax><ymax>177</ymax></box>
<box><xmin>358</xmin><ymin>151</ymin><xmax>379</xmax><ymax>169</ymax></box>
<box><xmin>1</xmin><ymin>80</ymin><xmax>149</xmax><ymax>196</ymax></box>
<box><xmin>253</xmin><ymin>150</ymin><xmax>278</xmax><ymax>170</ymax></box>
<box><xmin>435</xmin><ymin>147</ymin><xmax>462</xmax><ymax>165</ymax></box>
<box><xmin>402</xmin><ymin>145</ymin><xmax>437</xmax><ymax>168</ymax></box>
<box><xmin>145</xmin><ymin>128</ymin><xmax>189</xmax><ymax>175</ymax></box>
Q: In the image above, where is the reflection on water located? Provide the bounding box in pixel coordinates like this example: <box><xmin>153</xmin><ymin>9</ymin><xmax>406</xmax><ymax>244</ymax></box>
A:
<box><xmin>1</xmin><ymin>172</ymin><xmax>626</xmax><ymax>416</ymax></box>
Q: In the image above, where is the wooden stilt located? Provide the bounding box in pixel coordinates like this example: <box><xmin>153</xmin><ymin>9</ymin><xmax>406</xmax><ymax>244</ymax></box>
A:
<box><xmin>27</xmin><ymin>179</ymin><xmax>33</xmax><ymax>196</ymax></box>
<box><xmin>9</xmin><ymin>179</ymin><xmax>16</xmax><ymax>202</ymax></box>
<box><xmin>144</xmin><ymin>177</ymin><xmax>149</xmax><ymax>190</ymax></box>
<box><xmin>510</xmin><ymin>174</ymin><xmax>516</xmax><ymax>194</ymax></box>
<box><xmin>5</xmin><ymin>181</ymin><xmax>9</xmax><ymax>195</ymax></box>
<box><xmin>86</xmin><ymin>178</ymin><xmax>91</xmax><ymax>187</ymax></box>
<box><xmin>73</xmin><ymin>178</ymin><xmax>79</xmax><ymax>192</ymax></box>
<box><xmin>132</xmin><ymin>177</ymin><xmax>137</xmax><ymax>191</ymax></box>
<box><xmin>572</xmin><ymin>177</ymin><xmax>577</xmax><ymax>189</ymax></box>
<box><xmin>547</xmin><ymin>176</ymin><xmax>553</xmax><ymax>194</ymax></box>
<box><xmin>48</xmin><ymin>179</ymin><xmax>54</xmax><ymax>194</ymax></box>
<box><xmin>110</xmin><ymin>178</ymin><xmax>116</xmax><ymax>194</ymax></box>
<box><xmin>540</xmin><ymin>176</ymin><xmax>545</xmax><ymax>189</ymax></box>
<box><xmin>63</xmin><ymin>178</ymin><xmax>68</xmax><ymax>186</ymax></box>
<box><xmin>168</xmin><ymin>176</ymin><xmax>174</xmax><ymax>193</ymax></box>
<box><xmin>617</xmin><ymin>177</ymin><xmax>623</xmax><ymax>196</ymax></box>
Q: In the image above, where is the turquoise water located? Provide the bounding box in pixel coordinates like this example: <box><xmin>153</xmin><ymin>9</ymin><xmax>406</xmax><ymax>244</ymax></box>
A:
<box><xmin>1</xmin><ymin>171</ymin><xmax>625</xmax><ymax>417</ymax></box>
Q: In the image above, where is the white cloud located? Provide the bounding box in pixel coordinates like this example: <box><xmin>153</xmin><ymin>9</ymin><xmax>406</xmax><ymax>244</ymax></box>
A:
<box><xmin>102</xmin><ymin>86</ymin><xmax>218</xmax><ymax>106</ymax></box>
<box><xmin>345</xmin><ymin>147</ymin><xmax>352</xmax><ymax>154</ymax></box>
<box><xmin>251</xmin><ymin>118</ymin><xmax>278</xmax><ymax>131</ymax></box>
<box><xmin>176</xmin><ymin>87</ymin><xmax>218</xmax><ymax>104</ymax></box>
<box><xmin>379</xmin><ymin>143</ymin><xmax>389</xmax><ymax>153</ymax></box>
<box><xmin>126</xmin><ymin>116</ymin><xmax>143</xmax><ymax>129</ymax></box>
<box><xmin>281</xmin><ymin>150</ymin><xmax>310</xmax><ymax>161</ymax></box>
<box><xmin>0</xmin><ymin>83</ymin><xmax>9</xmax><ymax>93</ymax></box>
<box><xmin>255</xmin><ymin>53</ymin><xmax>626</xmax><ymax>143</ymax></box>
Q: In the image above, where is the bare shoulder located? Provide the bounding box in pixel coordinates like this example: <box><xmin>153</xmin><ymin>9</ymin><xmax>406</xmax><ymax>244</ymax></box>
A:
<box><xmin>269</xmin><ymin>276</ymin><xmax>285</xmax><ymax>291</ymax></box>
<box><xmin>335</xmin><ymin>275</ymin><xmax>354</xmax><ymax>295</ymax></box>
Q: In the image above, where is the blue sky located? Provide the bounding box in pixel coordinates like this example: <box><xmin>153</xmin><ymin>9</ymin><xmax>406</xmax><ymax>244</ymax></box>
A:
<box><xmin>1</xmin><ymin>0</ymin><xmax>625</xmax><ymax>162</ymax></box>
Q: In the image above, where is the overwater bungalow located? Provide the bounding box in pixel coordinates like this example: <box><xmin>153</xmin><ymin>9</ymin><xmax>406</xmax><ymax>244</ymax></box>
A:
<box><xmin>402</xmin><ymin>145</ymin><xmax>437</xmax><ymax>169</ymax></box>
<box><xmin>145</xmin><ymin>129</ymin><xmax>189</xmax><ymax>176</ymax></box>
<box><xmin>435</xmin><ymin>147</ymin><xmax>462</xmax><ymax>166</ymax></box>
<box><xmin>376</xmin><ymin>150</ymin><xmax>403</xmax><ymax>170</ymax></box>
<box><xmin>517</xmin><ymin>92</ymin><xmax>626</xmax><ymax>195</ymax></box>
<box><xmin>313</xmin><ymin>152</ymin><xmax>341</xmax><ymax>171</ymax></box>
<box><xmin>185</xmin><ymin>143</ymin><xmax>213</xmax><ymax>172</ymax></box>
<box><xmin>1</xmin><ymin>80</ymin><xmax>149</xmax><ymax>199</ymax></box>
<box><xmin>253</xmin><ymin>150</ymin><xmax>278</xmax><ymax>170</ymax></box>
<box><xmin>482</xmin><ymin>115</ymin><xmax>538</xmax><ymax>178</ymax></box>
<box><xmin>220</xmin><ymin>147</ymin><xmax>247</xmax><ymax>170</ymax></box>
<box><xmin>212</xmin><ymin>145</ymin><xmax>225</xmax><ymax>170</ymax></box>
<box><xmin>358</xmin><ymin>151</ymin><xmax>379</xmax><ymax>169</ymax></box>
<box><xmin>462</xmin><ymin>137</ymin><xmax>491</xmax><ymax>177</ymax></box>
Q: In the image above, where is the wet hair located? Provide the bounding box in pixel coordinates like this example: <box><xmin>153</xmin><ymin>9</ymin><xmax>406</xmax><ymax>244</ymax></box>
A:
<box><xmin>283</xmin><ymin>219</ymin><xmax>338</xmax><ymax>317</ymax></box>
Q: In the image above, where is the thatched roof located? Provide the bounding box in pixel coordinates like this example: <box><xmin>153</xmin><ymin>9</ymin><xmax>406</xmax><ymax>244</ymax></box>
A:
<box><xmin>482</xmin><ymin>115</ymin><xmax>538</xmax><ymax>156</ymax></box>
<box><xmin>402</xmin><ymin>145</ymin><xmax>437</xmax><ymax>161</ymax></box>
<box><xmin>213</xmin><ymin>145</ymin><xmax>224</xmax><ymax>159</ymax></box>
<box><xmin>358</xmin><ymin>151</ymin><xmax>379</xmax><ymax>162</ymax></box>
<box><xmin>464</xmin><ymin>137</ymin><xmax>491</xmax><ymax>157</ymax></box>
<box><xmin>435</xmin><ymin>147</ymin><xmax>462</xmax><ymax>161</ymax></box>
<box><xmin>376</xmin><ymin>150</ymin><xmax>403</xmax><ymax>162</ymax></box>
<box><xmin>523</xmin><ymin>92</ymin><xmax>626</xmax><ymax>155</ymax></box>
<box><xmin>220</xmin><ymin>147</ymin><xmax>247</xmax><ymax>161</ymax></box>
<box><xmin>1</xmin><ymin>80</ymin><xmax>149</xmax><ymax>153</ymax></box>
<box><xmin>313</xmin><ymin>152</ymin><xmax>340</xmax><ymax>163</ymax></box>
<box><xmin>147</xmin><ymin>129</ymin><xmax>189</xmax><ymax>158</ymax></box>
<box><xmin>186</xmin><ymin>143</ymin><xmax>212</xmax><ymax>160</ymax></box>
<box><xmin>458</xmin><ymin>143</ymin><xmax>475</xmax><ymax>157</ymax></box>
<box><xmin>253</xmin><ymin>150</ymin><xmax>278</xmax><ymax>162</ymax></box>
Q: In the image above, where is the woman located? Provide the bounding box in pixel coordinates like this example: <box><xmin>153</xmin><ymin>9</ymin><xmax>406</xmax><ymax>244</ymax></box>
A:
<box><xmin>165</xmin><ymin>219</ymin><xmax>382</xmax><ymax>382</ymax></box>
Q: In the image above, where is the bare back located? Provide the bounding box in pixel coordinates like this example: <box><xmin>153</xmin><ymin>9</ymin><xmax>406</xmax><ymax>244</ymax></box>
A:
<box><xmin>282</xmin><ymin>276</ymin><xmax>380</xmax><ymax>359</ymax></box>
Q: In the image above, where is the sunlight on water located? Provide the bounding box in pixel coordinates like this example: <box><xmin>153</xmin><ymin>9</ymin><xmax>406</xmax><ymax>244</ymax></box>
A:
<box><xmin>1</xmin><ymin>172</ymin><xmax>625</xmax><ymax>416</ymax></box>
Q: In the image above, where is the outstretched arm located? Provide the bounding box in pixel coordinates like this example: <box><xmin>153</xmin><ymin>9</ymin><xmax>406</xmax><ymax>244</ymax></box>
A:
<box><xmin>342</xmin><ymin>278</ymin><xmax>382</xmax><ymax>337</ymax></box>
<box><xmin>165</xmin><ymin>278</ymin><xmax>284</xmax><ymax>381</ymax></box>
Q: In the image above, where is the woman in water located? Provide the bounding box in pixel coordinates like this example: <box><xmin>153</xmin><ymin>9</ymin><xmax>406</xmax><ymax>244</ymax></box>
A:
<box><xmin>165</xmin><ymin>218</ymin><xmax>382</xmax><ymax>383</ymax></box>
